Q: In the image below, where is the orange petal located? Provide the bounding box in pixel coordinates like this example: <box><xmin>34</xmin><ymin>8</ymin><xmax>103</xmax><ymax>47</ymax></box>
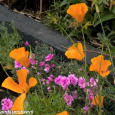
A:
<box><xmin>11</xmin><ymin>93</ymin><xmax>26</xmax><ymax>114</ymax></box>
<box><xmin>65</xmin><ymin>43</ymin><xmax>85</xmax><ymax>61</ymax></box>
<box><xmin>67</xmin><ymin>3</ymin><xmax>88</xmax><ymax>23</ymax></box>
<box><xmin>29</xmin><ymin>77</ymin><xmax>37</xmax><ymax>86</ymax></box>
<box><xmin>1</xmin><ymin>77</ymin><xmax>23</xmax><ymax>93</ymax></box>
<box><xmin>92</xmin><ymin>95</ymin><xmax>104</xmax><ymax>107</ymax></box>
<box><xmin>56</xmin><ymin>111</ymin><xmax>69</xmax><ymax>115</ymax></box>
<box><xmin>17</xmin><ymin>56</ymin><xmax>30</xmax><ymax>68</ymax></box>
<box><xmin>25</xmin><ymin>77</ymin><xmax>37</xmax><ymax>93</ymax></box>
<box><xmin>91</xmin><ymin>55</ymin><xmax>103</xmax><ymax>65</ymax></box>
<box><xmin>17</xmin><ymin>70</ymin><xmax>28</xmax><ymax>92</ymax></box>
<box><xmin>9</xmin><ymin>49</ymin><xmax>19</xmax><ymax>60</ymax></box>
<box><xmin>89</xmin><ymin>64</ymin><xmax>99</xmax><ymax>73</ymax></box>
<box><xmin>100</xmin><ymin>70</ymin><xmax>110</xmax><ymax>77</ymax></box>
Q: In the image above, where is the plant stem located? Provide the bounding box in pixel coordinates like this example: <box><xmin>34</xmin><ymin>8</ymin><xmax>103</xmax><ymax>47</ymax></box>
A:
<box><xmin>81</xmin><ymin>24</ymin><xmax>90</xmax><ymax>115</ymax></box>
<box><xmin>0</xmin><ymin>62</ymin><xmax>9</xmax><ymax>77</ymax></box>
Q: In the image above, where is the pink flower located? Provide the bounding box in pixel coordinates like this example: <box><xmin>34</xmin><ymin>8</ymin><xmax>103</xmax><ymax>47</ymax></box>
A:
<box><xmin>39</xmin><ymin>61</ymin><xmax>45</xmax><ymax>66</ymax></box>
<box><xmin>35</xmin><ymin>41</ymin><xmax>38</xmax><ymax>43</ymax></box>
<box><xmin>21</xmin><ymin>67</ymin><xmax>29</xmax><ymax>74</ymax></box>
<box><xmin>72</xmin><ymin>90</ymin><xmax>77</xmax><ymax>99</ymax></box>
<box><xmin>31</xmin><ymin>66</ymin><xmax>36</xmax><ymax>69</ymax></box>
<box><xmin>64</xmin><ymin>93</ymin><xmax>74</xmax><ymax>107</ymax></box>
<box><xmin>14</xmin><ymin>60</ymin><xmax>22</xmax><ymax>68</ymax></box>
<box><xmin>49</xmin><ymin>75</ymin><xmax>54</xmax><ymax>78</ymax></box>
<box><xmin>44</xmin><ymin>64</ymin><xmax>50</xmax><ymax>73</ymax></box>
<box><xmin>46</xmin><ymin>77</ymin><xmax>53</xmax><ymax>84</ymax></box>
<box><xmin>47</xmin><ymin>87</ymin><xmax>51</xmax><ymax>92</ymax></box>
<box><xmin>54</xmin><ymin>75</ymin><xmax>63</xmax><ymax>85</ymax></box>
<box><xmin>24</xmin><ymin>41</ymin><xmax>29</xmax><ymax>46</ymax></box>
<box><xmin>79</xmin><ymin>68</ymin><xmax>83</xmax><ymax>71</ymax></box>
<box><xmin>43</xmin><ymin>82</ymin><xmax>45</xmax><ymax>85</ymax></box>
<box><xmin>58</xmin><ymin>66</ymin><xmax>61</xmax><ymax>68</ymax></box>
<box><xmin>60</xmin><ymin>76</ymin><xmax>70</xmax><ymax>90</ymax></box>
<box><xmin>45</xmin><ymin>54</ymin><xmax>54</xmax><ymax>61</ymax></box>
<box><xmin>78</xmin><ymin>77</ymin><xmax>85</xmax><ymax>88</ymax></box>
<box><xmin>90</xmin><ymin>78</ymin><xmax>97</xmax><ymax>87</ymax></box>
<box><xmin>83</xmin><ymin>105</ymin><xmax>90</xmax><ymax>114</ymax></box>
<box><xmin>41</xmin><ymin>78</ymin><xmax>45</xmax><ymax>81</ymax></box>
<box><xmin>87</xmin><ymin>89</ymin><xmax>93</xmax><ymax>96</ymax></box>
<box><xmin>51</xmin><ymin>64</ymin><xmax>55</xmax><ymax>68</ymax></box>
<box><xmin>68</xmin><ymin>74</ymin><xmax>78</xmax><ymax>86</ymax></box>
<box><xmin>38</xmin><ymin>72</ymin><xmax>41</xmax><ymax>76</ymax></box>
<box><xmin>29</xmin><ymin>53</ymin><xmax>36</xmax><ymax>65</ymax></box>
<box><xmin>1</xmin><ymin>98</ymin><xmax>13</xmax><ymax>112</ymax></box>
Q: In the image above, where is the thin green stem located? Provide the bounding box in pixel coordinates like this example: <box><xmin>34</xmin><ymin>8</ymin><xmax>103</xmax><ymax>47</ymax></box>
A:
<box><xmin>0</xmin><ymin>62</ymin><xmax>9</xmax><ymax>77</ymax></box>
<box><xmin>81</xmin><ymin>24</ymin><xmax>89</xmax><ymax>115</ymax></box>
<box><xmin>97</xmin><ymin>11</ymin><xmax>115</xmax><ymax>75</ymax></box>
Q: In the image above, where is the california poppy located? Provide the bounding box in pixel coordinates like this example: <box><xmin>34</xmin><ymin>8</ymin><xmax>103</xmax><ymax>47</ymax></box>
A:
<box><xmin>56</xmin><ymin>111</ymin><xmax>69</xmax><ymax>115</ymax></box>
<box><xmin>9</xmin><ymin>47</ymin><xmax>30</xmax><ymax>68</ymax></box>
<box><xmin>92</xmin><ymin>95</ymin><xmax>104</xmax><ymax>107</ymax></box>
<box><xmin>1</xmin><ymin>69</ymin><xmax>37</xmax><ymax>114</ymax></box>
<box><xmin>65</xmin><ymin>43</ymin><xmax>85</xmax><ymax>61</ymax></box>
<box><xmin>89</xmin><ymin>55</ymin><xmax>111</xmax><ymax>77</ymax></box>
<box><xmin>67</xmin><ymin>3</ymin><xmax>88</xmax><ymax>23</ymax></box>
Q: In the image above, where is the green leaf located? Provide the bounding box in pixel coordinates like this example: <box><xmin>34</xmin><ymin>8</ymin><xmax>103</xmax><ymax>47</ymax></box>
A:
<box><xmin>94</xmin><ymin>14</ymin><xmax>115</xmax><ymax>27</ymax></box>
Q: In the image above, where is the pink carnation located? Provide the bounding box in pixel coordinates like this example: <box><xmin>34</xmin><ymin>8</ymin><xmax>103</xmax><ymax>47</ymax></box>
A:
<box><xmin>44</xmin><ymin>64</ymin><xmax>50</xmax><ymax>73</ymax></box>
<box><xmin>83</xmin><ymin>105</ymin><xmax>90</xmax><ymax>114</ymax></box>
<box><xmin>45</xmin><ymin>54</ymin><xmax>54</xmax><ymax>61</ymax></box>
<box><xmin>90</xmin><ymin>78</ymin><xmax>97</xmax><ymax>87</ymax></box>
<box><xmin>64</xmin><ymin>93</ymin><xmax>74</xmax><ymax>107</ymax></box>
<box><xmin>1</xmin><ymin>98</ymin><xmax>13</xmax><ymax>112</ymax></box>
<box><xmin>68</xmin><ymin>74</ymin><xmax>78</xmax><ymax>86</ymax></box>
<box><xmin>51</xmin><ymin>64</ymin><xmax>55</xmax><ymax>68</ymax></box>
<box><xmin>54</xmin><ymin>75</ymin><xmax>63</xmax><ymax>85</ymax></box>
<box><xmin>78</xmin><ymin>77</ymin><xmax>85</xmax><ymax>88</ymax></box>
<box><xmin>39</xmin><ymin>61</ymin><xmax>45</xmax><ymax>66</ymax></box>
<box><xmin>24</xmin><ymin>41</ymin><xmax>29</xmax><ymax>46</ymax></box>
<box><xmin>14</xmin><ymin>60</ymin><xmax>22</xmax><ymax>68</ymax></box>
<box><xmin>60</xmin><ymin>76</ymin><xmax>70</xmax><ymax>90</ymax></box>
<box><xmin>46</xmin><ymin>77</ymin><xmax>53</xmax><ymax>84</ymax></box>
<box><xmin>47</xmin><ymin>87</ymin><xmax>51</xmax><ymax>92</ymax></box>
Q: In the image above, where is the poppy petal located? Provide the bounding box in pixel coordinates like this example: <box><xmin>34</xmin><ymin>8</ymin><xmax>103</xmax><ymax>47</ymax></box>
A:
<box><xmin>89</xmin><ymin>64</ymin><xmax>99</xmax><ymax>73</ymax></box>
<box><xmin>67</xmin><ymin>3</ymin><xmax>88</xmax><ymax>23</ymax></box>
<box><xmin>11</xmin><ymin>93</ymin><xmax>26</xmax><ymax>114</ymax></box>
<box><xmin>17</xmin><ymin>70</ymin><xmax>28</xmax><ymax>92</ymax></box>
<box><xmin>1</xmin><ymin>77</ymin><xmax>23</xmax><ymax>93</ymax></box>
<box><xmin>92</xmin><ymin>95</ymin><xmax>104</xmax><ymax>107</ymax></box>
<box><xmin>100</xmin><ymin>70</ymin><xmax>110</xmax><ymax>77</ymax></box>
<box><xmin>25</xmin><ymin>77</ymin><xmax>37</xmax><ymax>93</ymax></box>
<box><xmin>9</xmin><ymin>49</ymin><xmax>19</xmax><ymax>60</ymax></box>
<box><xmin>65</xmin><ymin>43</ymin><xmax>85</xmax><ymax>61</ymax></box>
<box><xmin>29</xmin><ymin>77</ymin><xmax>37</xmax><ymax>86</ymax></box>
<box><xmin>17</xmin><ymin>56</ymin><xmax>30</xmax><ymax>68</ymax></box>
<box><xmin>91</xmin><ymin>55</ymin><xmax>103</xmax><ymax>64</ymax></box>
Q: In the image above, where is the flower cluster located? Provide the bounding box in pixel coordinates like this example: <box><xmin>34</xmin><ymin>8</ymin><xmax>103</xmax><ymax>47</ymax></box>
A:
<box><xmin>1</xmin><ymin>98</ymin><xmax>13</xmax><ymax>115</ymax></box>
<box><xmin>39</xmin><ymin>53</ymin><xmax>55</xmax><ymax>73</ymax></box>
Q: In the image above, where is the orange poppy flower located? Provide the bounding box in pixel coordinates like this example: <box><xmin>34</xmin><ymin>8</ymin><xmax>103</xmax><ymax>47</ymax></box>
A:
<box><xmin>67</xmin><ymin>3</ymin><xmax>88</xmax><ymax>23</ymax></box>
<box><xmin>1</xmin><ymin>69</ymin><xmax>37</xmax><ymax>114</ymax></box>
<box><xmin>65</xmin><ymin>43</ymin><xmax>85</xmax><ymax>61</ymax></box>
<box><xmin>56</xmin><ymin>111</ymin><xmax>69</xmax><ymax>115</ymax></box>
<box><xmin>89</xmin><ymin>55</ymin><xmax>111</xmax><ymax>77</ymax></box>
<box><xmin>9</xmin><ymin>47</ymin><xmax>30</xmax><ymax>68</ymax></box>
<box><xmin>92</xmin><ymin>95</ymin><xmax>104</xmax><ymax>107</ymax></box>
